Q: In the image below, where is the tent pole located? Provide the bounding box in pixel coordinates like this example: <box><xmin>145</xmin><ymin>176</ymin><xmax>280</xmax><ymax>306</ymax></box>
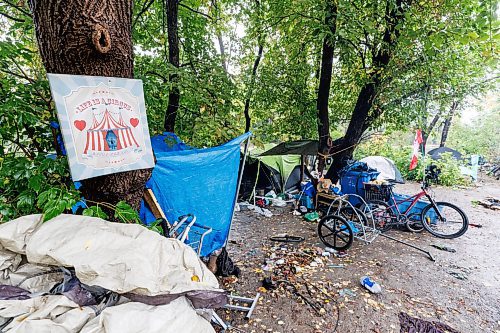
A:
<box><xmin>300</xmin><ymin>155</ymin><xmax>305</xmax><ymax>183</ymax></box>
<box><xmin>225</xmin><ymin>135</ymin><xmax>251</xmax><ymax>247</ymax></box>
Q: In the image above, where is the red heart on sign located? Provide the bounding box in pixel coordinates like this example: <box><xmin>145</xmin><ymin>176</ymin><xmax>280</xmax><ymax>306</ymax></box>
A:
<box><xmin>74</xmin><ymin>120</ymin><xmax>86</xmax><ymax>131</ymax></box>
<box><xmin>130</xmin><ymin>118</ymin><xmax>139</xmax><ymax>127</ymax></box>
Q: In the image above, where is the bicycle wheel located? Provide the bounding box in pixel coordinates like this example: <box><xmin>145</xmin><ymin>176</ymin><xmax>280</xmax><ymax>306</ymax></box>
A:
<box><xmin>364</xmin><ymin>200</ymin><xmax>394</xmax><ymax>232</ymax></box>
<box><xmin>421</xmin><ymin>202</ymin><xmax>468</xmax><ymax>239</ymax></box>
<box><xmin>405</xmin><ymin>213</ymin><xmax>424</xmax><ymax>233</ymax></box>
<box><xmin>317</xmin><ymin>215</ymin><xmax>353</xmax><ymax>250</ymax></box>
<box><xmin>338</xmin><ymin>206</ymin><xmax>369</xmax><ymax>227</ymax></box>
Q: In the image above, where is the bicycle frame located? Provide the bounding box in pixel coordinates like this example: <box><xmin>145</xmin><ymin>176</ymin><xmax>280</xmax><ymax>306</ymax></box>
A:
<box><xmin>384</xmin><ymin>186</ymin><xmax>436</xmax><ymax>219</ymax></box>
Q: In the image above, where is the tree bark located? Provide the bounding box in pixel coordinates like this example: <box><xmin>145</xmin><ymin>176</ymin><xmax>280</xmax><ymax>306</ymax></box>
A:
<box><xmin>325</xmin><ymin>0</ymin><xmax>406</xmax><ymax>181</ymax></box>
<box><xmin>316</xmin><ymin>0</ymin><xmax>337</xmax><ymax>173</ymax></box>
<box><xmin>440</xmin><ymin>101</ymin><xmax>457</xmax><ymax>147</ymax></box>
<box><xmin>164</xmin><ymin>0</ymin><xmax>180</xmax><ymax>132</ymax></box>
<box><xmin>243</xmin><ymin>0</ymin><xmax>264</xmax><ymax>133</ymax></box>
<box><xmin>243</xmin><ymin>40</ymin><xmax>263</xmax><ymax>133</ymax></box>
<box><xmin>30</xmin><ymin>0</ymin><xmax>152</xmax><ymax>212</ymax></box>
<box><xmin>423</xmin><ymin>113</ymin><xmax>440</xmax><ymax>147</ymax></box>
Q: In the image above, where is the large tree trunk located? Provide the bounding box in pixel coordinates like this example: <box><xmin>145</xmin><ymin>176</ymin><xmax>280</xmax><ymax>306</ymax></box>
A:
<box><xmin>30</xmin><ymin>0</ymin><xmax>152</xmax><ymax>212</ymax></box>
<box><xmin>316</xmin><ymin>0</ymin><xmax>337</xmax><ymax>172</ymax></box>
<box><xmin>164</xmin><ymin>0</ymin><xmax>180</xmax><ymax>132</ymax></box>
<box><xmin>440</xmin><ymin>101</ymin><xmax>457</xmax><ymax>147</ymax></box>
<box><xmin>325</xmin><ymin>0</ymin><xmax>405</xmax><ymax>181</ymax></box>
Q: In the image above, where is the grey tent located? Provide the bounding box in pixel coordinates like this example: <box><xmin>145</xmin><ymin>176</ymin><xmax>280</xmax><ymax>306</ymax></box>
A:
<box><xmin>360</xmin><ymin>156</ymin><xmax>405</xmax><ymax>183</ymax></box>
<box><xmin>428</xmin><ymin>147</ymin><xmax>462</xmax><ymax>160</ymax></box>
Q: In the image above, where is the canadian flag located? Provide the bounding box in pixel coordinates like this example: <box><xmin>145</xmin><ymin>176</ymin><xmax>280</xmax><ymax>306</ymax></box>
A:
<box><xmin>409</xmin><ymin>129</ymin><xmax>423</xmax><ymax>170</ymax></box>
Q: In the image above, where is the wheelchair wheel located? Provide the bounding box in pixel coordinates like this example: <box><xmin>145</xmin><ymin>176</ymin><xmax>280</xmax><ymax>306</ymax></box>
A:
<box><xmin>317</xmin><ymin>214</ymin><xmax>353</xmax><ymax>251</ymax></box>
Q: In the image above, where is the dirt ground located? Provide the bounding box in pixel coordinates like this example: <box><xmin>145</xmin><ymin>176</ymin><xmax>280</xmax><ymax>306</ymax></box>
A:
<box><xmin>215</xmin><ymin>176</ymin><xmax>500</xmax><ymax>333</ymax></box>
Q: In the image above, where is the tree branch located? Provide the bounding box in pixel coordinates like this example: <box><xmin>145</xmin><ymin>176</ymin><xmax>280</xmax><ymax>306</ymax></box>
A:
<box><xmin>145</xmin><ymin>71</ymin><xmax>168</xmax><ymax>83</ymax></box>
<box><xmin>179</xmin><ymin>3</ymin><xmax>213</xmax><ymax>20</ymax></box>
<box><xmin>132</xmin><ymin>0</ymin><xmax>155</xmax><ymax>29</ymax></box>
<box><xmin>3</xmin><ymin>0</ymin><xmax>31</xmax><ymax>17</ymax></box>
<box><xmin>0</xmin><ymin>10</ymin><xmax>25</xmax><ymax>22</ymax></box>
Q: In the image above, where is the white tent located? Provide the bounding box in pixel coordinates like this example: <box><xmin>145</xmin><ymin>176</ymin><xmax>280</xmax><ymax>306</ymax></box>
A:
<box><xmin>360</xmin><ymin>156</ymin><xmax>404</xmax><ymax>183</ymax></box>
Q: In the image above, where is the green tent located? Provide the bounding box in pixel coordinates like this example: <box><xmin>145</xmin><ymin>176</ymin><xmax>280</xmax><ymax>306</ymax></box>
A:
<box><xmin>248</xmin><ymin>144</ymin><xmax>302</xmax><ymax>193</ymax></box>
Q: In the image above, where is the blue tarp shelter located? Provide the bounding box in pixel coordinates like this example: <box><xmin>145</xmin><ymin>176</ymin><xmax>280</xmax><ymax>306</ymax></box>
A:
<box><xmin>140</xmin><ymin>132</ymin><xmax>251</xmax><ymax>257</ymax></box>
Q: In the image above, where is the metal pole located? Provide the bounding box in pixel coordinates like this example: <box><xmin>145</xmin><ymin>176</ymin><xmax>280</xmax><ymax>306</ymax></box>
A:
<box><xmin>379</xmin><ymin>233</ymin><xmax>435</xmax><ymax>261</ymax></box>
<box><xmin>225</xmin><ymin>135</ymin><xmax>251</xmax><ymax>247</ymax></box>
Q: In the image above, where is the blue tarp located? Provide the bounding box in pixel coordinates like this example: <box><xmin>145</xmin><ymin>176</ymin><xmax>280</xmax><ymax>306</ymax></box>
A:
<box><xmin>140</xmin><ymin>132</ymin><xmax>251</xmax><ymax>257</ymax></box>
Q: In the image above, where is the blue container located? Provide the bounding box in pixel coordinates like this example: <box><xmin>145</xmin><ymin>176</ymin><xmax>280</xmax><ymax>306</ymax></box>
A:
<box><xmin>294</xmin><ymin>194</ymin><xmax>314</xmax><ymax>209</ymax></box>
<box><xmin>390</xmin><ymin>193</ymin><xmax>438</xmax><ymax>222</ymax></box>
<box><xmin>340</xmin><ymin>170</ymin><xmax>379</xmax><ymax>206</ymax></box>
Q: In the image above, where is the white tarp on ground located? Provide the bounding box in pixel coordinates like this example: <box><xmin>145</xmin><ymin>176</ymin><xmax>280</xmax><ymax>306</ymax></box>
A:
<box><xmin>0</xmin><ymin>214</ymin><xmax>222</xmax><ymax>332</ymax></box>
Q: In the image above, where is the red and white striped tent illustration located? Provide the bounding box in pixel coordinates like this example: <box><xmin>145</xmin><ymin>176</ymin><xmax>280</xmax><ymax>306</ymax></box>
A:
<box><xmin>84</xmin><ymin>109</ymin><xmax>139</xmax><ymax>154</ymax></box>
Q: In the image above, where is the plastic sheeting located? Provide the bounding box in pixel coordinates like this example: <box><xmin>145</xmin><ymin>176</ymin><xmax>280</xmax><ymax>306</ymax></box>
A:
<box><xmin>360</xmin><ymin>156</ymin><xmax>405</xmax><ymax>183</ymax></box>
<box><xmin>141</xmin><ymin>132</ymin><xmax>251</xmax><ymax>257</ymax></box>
<box><xmin>0</xmin><ymin>214</ymin><xmax>223</xmax><ymax>333</ymax></box>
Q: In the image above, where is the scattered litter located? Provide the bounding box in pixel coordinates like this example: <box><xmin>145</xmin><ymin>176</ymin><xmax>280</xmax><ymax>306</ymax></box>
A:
<box><xmin>431</xmin><ymin>244</ymin><xmax>456</xmax><ymax>253</ymax></box>
<box><xmin>360</xmin><ymin>276</ymin><xmax>382</xmax><ymax>294</ymax></box>
<box><xmin>254</xmin><ymin>206</ymin><xmax>273</xmax><ymax>217</ymax></box>
<box><xmin>304</xmin><ymin>211</ymin><xmax>319</xmax><ymax>222</ymax></box>
<box><xmin>265</xmin><ymin>190</ymin><xmax>277</xmax><ymax>198</ymax></box>
<box><xmin>339</xmin><ymin>288</ymin><xmax>357</xmax><ymax>297</ymax></box>
<box><xmin>269</xmin><ymin>234</ymin><xmax>305</xmax><ymax>243</ymax></box>
<box><xmin>448</xmin><ymin>271</ymin><xmax>468</xmax><ymax>280</ymax></box>
<box><xmin>474</xmin><ymin>197</ymin><xmax>500</xmax><ymax>210</ymax></box>
<box><xmin>447</xmin><ymin>265</ymin><xmax>471</xmax><ymax>280</ymax></box>
<box><xmin>261</xmin><ymin>277</ymin><xmax>277</xmax><ymax>290</ymax></box>
<box><xmin>272</xmin><ymin>198</ymin><xmax>287</xmax><ymax>207</ymax></box>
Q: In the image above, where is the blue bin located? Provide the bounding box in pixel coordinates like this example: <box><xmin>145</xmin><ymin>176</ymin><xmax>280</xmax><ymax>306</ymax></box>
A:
<box><xmin>390</xmin><ymin>193</ymin><xmax>438</xmax><ymax>222</ymax></box>
<box><xmin>340</xmin><ymin>170</ymin><xmax>379</xmax><ymax>206</ymax></box>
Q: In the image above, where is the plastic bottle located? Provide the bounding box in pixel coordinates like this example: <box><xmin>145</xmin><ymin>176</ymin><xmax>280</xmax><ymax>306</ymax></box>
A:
<box><xmin>360</xmin><ymin>276</ymin><xmax>382</xmax><ymax>294</ymax></box>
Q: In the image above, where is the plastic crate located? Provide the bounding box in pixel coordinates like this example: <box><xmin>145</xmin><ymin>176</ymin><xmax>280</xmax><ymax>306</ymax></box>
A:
<box><xmin>363</xmin><ymin>183</ymin><xmax>392</xmax><ymax>202</ymax></box>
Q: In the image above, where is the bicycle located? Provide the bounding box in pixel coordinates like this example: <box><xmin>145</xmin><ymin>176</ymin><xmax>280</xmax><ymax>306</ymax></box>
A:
<box><xmin>364</xmin><ymin>166</ymin><xmax>469</xmax><ymax>239</ymax></box>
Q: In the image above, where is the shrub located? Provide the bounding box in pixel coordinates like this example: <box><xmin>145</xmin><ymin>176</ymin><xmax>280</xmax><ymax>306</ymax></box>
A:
<box><xmin>355</xmin><ymin>140</ymin><xmax>471</xmax><ymax>186</ymax></box>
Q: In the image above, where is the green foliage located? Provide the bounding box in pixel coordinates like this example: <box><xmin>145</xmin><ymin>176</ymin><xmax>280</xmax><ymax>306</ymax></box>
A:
<box><xmin>0</xmin><ymin>154</ymin><xmax>79</xmax><ymax>221</ymax></box>
<box><xmin>82</xmin><ymin>205</ymin><xmax>108</xmax><ymax>220</ymax></box>
<box><xmin>431</xmin><ymin>153</ymin><xmax>472</xmax><ymax>187</ymax></box>
<box><xmin>355</xmin><ymin>137</ymin><xmax>472</xmax><ymax>186</ymax></box>
<box><xmin>447</xmin><ymin>103</ymin><xmax>500</xmax><ymax>159</ymax></box>
<box><xmin>0</xmin><ymin>0</ymin><xmax>497</xmax><ymax>220</ymax></box>
<box><xmin>82</xmin><ymin>200</ymin><xmax>161</xmax><ymax>233</ymax></box>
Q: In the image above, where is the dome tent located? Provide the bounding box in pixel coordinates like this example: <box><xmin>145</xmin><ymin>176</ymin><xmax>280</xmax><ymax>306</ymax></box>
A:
<box><xmin>359</xmin><ymin>156</ymin><xmax>405</xmax><ymax>183</ymax></box>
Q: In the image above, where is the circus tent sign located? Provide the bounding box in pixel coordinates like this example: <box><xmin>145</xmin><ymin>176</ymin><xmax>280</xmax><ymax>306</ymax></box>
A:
<box><xmin>48</xmin><ymin>74</ymin><xmax>154</xmax><ymax>181</ymax></box>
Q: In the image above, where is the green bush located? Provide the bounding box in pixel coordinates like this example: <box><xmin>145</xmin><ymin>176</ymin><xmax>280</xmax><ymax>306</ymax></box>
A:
<box><xmin>355</xmin><ymin>139</ymin><xmax>471</xmax><ymax>187</ymax></box>
<box><xmin>0</xmin><ymin>154</ymin><xmax>80</xmax><ymax>222</ymax></box>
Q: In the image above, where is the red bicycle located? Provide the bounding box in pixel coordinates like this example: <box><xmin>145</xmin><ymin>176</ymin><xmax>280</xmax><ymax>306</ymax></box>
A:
<box><xmin>365</xmin><ymin>167</ymin><xmax>469</xmax><ymax>239</ymax></box>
